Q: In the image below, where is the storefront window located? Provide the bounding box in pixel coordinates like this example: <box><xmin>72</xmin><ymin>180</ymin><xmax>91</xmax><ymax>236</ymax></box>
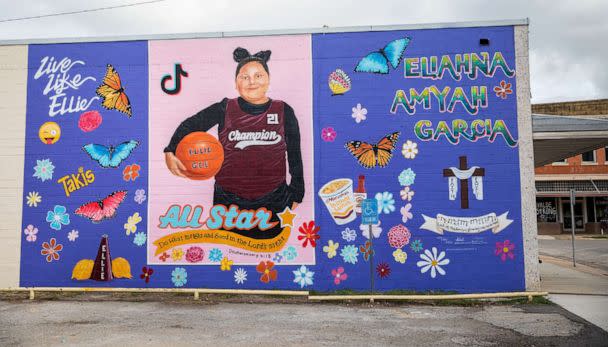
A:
<box><xmin>596</xmin><ymin>197</ymin><xmax>608</xmax><ymax>229</ymax></box>
<box><xmin>562</xmin><ymin>199</ymin><xmax>584</xmax><ymax>230</ymax></box>
<box><xmin>536</xmin><ymin>197</ymin><xmax>558</xmax><ymax>222</ymax></box>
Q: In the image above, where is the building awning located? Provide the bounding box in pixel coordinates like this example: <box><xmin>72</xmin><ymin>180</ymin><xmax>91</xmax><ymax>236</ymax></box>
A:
<box><xmin>536</xmin><ymin>180</ymin><xmax>608</xmax><ymax>197</ymax></box>
<box><xmin>532</xmin><ymin>114</ymin><xmax>608</xmax><ymax>167</ymax></box>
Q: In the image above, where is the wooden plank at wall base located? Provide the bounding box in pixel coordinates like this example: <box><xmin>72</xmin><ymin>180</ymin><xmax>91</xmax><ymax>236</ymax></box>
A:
<box><xmin>0</xmin><ymin>45</ymin><xmax>27</xmax><ymax>288</ymax></box>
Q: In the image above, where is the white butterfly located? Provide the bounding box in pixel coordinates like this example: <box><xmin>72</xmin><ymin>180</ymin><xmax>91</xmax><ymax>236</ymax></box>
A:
<box><xmin>360</xmin><ymin>221</ymin><xmax>382</xmax><ymax>239</ymax></box>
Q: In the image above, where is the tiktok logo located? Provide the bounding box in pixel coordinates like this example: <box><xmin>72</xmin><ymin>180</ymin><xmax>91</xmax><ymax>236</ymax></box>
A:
<box><xmin>161</xmin><ymin>63</ymin><xmax>189</xmax><ymax>95</ymax></box>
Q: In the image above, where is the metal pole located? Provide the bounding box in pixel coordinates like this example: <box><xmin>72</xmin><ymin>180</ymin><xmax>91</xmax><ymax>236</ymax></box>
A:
<box><xmin>569</xmin><ymin>189</ymin><xmax>576</xmax><ymax>267</ymax></box>
<box><xmin>369</xmin><ymin>224</ymin><xmax>374</xmax><ymax>303</ymax></box>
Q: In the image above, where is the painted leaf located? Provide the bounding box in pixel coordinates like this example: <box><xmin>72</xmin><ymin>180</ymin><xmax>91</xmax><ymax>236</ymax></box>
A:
<box><xmin>112</xmin><ymin>257</ymin><xmax>132</xmax><ymax>278</ymax></box>
<box><xmin>71</xmin><ymin>259</ymin><xmax>94</xmax><ymax>280</ymax></box>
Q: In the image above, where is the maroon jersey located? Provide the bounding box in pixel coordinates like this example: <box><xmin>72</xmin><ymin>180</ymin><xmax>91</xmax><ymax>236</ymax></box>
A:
<box><xmin>215</xmin><ymin>98</ymin><xmax>287</xmax><ymax>200</ymax></box>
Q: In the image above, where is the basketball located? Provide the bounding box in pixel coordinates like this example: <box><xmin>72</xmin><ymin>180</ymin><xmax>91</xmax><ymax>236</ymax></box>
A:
<box><xmin>175</xmin><ymin>132</ymin><xmax>224</xmax><ymax>180</ymax></box>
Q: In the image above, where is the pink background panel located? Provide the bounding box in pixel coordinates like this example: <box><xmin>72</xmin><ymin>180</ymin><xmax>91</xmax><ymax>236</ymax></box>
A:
<box><xmin>148</xmin><ymin>35</ymin><xmax>315</xmax><ymax>265</ymax></box>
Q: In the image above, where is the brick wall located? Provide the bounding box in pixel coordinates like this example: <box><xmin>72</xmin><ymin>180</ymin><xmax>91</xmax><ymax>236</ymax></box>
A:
<box><xmin>532</xmin><ymin>99</ymin><xmax>608</xmax><ymax>116</ymax></box>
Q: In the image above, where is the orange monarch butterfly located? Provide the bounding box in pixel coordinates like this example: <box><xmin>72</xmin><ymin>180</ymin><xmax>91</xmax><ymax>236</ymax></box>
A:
<box><xmin>96</xmin><ymin>64</ymin><xmax>132</xmax><ymax>116</ymax></box>
<box><xmin>344</xmin><ymin>131</ymin><xmax>400</xmax><ymax>168</ymax></box>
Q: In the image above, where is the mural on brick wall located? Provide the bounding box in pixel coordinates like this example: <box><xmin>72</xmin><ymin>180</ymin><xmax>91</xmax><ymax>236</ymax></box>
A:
<box><xmin>20</xmin><ymin>26</ymin><xmax>524</xmax><ymax>292</ymax></box>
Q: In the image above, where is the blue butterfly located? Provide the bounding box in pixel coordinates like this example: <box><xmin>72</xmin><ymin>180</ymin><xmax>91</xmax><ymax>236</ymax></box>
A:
<box><xmin>355</xmin><ymin>37</ymin><xmax>411</xmax><ymax>74</ymax></box>
<box><xmin>82</xmin><ymin>140</ymin><xmax>139</xmax><ymax>168</ymax></box>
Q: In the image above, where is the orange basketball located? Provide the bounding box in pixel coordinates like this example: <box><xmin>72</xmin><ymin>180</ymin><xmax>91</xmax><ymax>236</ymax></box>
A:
<box><xmin>175</xmin><ymin>132</ymin><xmax>224</xmax><ymax>180</ymax></box>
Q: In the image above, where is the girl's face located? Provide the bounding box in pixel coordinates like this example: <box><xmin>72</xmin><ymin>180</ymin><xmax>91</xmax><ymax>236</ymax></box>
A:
<box><xmin>235</xmin><ymin>61</ymin><xmax>270</xmax><ymax>104</ymax></box>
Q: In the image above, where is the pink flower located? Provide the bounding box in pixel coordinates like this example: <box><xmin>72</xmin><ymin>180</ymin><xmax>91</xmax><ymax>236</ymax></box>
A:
<box><xmin>78</xmin><ymin>110</ymin><xmax>102</xmax><ymax>132</ymax></box>
<box><xmin>24</xmin><ymin>224</ymin><xmax>38</xmax><ymax>242</ymax></box>
<box><xmin>400</xmin><ymin>203</ymin><xmax>413</xmax><ymax>223</ymax></box>
<box><xmin>185</xmin><ymin>246</ymin><xmax>204</xmax><ymax>263</ymax></box>
<box><xmin>331</xmin><ymin>267</ymin><xmax>348</xmax><ymax>285</ymax></box>
<box><xmin>321</xmin><ymin>127</ymin><xmax>337</xmax><ymax>142</ymax></box>
<box><xmin>495</xmin><ymin>240</ymin><xmax>515</xmax><ymax>261</ymax></box>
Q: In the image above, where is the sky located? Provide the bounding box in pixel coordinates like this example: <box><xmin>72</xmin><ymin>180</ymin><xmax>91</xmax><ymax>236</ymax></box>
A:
<box><xmin>0</xmin><ymin>0</ymin><xmax>606</xmax><ymax>104</ymax></box>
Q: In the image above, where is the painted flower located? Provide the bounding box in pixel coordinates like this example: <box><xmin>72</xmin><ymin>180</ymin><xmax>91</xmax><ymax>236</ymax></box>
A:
<box><xmin>495</xmin><ymin>240</ymin><xmax>515</xmax><ymax>261</ymax></box>
<box><xmin>171</xmin><ymin>247</ymin><xmax>184</xmax><ymax>261</ymax></box>
<box><xmin>46</xmin><ymin>205</ymin><xmax>70</xmax><ymax>231</ymax></box>
<box><xmin>123</xmin><ymin>163</ymin><xmax>141</xmax><ymax>181</ymax></box>
<box><xmin>257</xmin><ymin>261</ymin><xmax>278</xmax><ymax>283</ymax></box>
<box><xmin>140</xmin><ymin>266</ymin><xmax>153</xmax><ymax>283</ymax></box>
<box><xmin>321</xmin><ymin>127</ymin><xmax>337</xmax><ymax>142</ymax></box>
<box><xmin>410</xmin><ymin>239</ymin><xmax>423</xmax><ymax>253</ymax></box>
<box><xmin>171</xmin><ymin>267</ymin><xmax>188</xmax><ymax>287</ymax></box>
<box><xmin>41</xmin><ymin>238</ymin><xmax>62</xmax><ymax>262</ymax></box>
<box><xmin>400</xmin><ymin>186</ymin><xmax>414</xmax><ymax>201</ymax></box>
<box><xmin>220</xmin><ymin>257</ymin><xmax>234</xmax><ymax>271</ymax></box>
<box><xmin>494</xmin><ymin>80</ymin><xmax>513</xmax><ymax>99</ymax></box>
<box><xmin>360</xmin><ymin>221</ymin><xmax>382</xmax><ymax>239</ymax></box>
<box><xmin>417</xmin><ymin>247</ymin><xmax>450</xmax><ymax>278</ymax></box>
<box><xmin>331</xmin><ymin>267</ymin><xmax>348</xmax><ymax>285</ymax></box>
<box><xmin>323</xmin><ymin>240</ymin><xmax>339</xmax><ymax>259</ymax></box>
<box><xmin>341</xmin><ymin>227</ymin><xmax>357</xmax><ymax>242</ymax></box>
<box><xmin>388</xmin><ymin>224</ymin><xmax>411</xmax><ymax>248</ymax></box>
<box><xmin>351</xmin><ymin>103</ymin><xmax>367</xmax><ymax>123</ymax></box>
<box><xmin>282</xmin><ymin>246</ymin><xmax>298</xmax><ymax>261</ymax></box>
<box><xmin>23</xmin><ymin>224</ymin><xmax>38</xmax><ymax>242</ymax></box>
<box><xmin>393</xmin><ymin>249</ymin><xmax>407</xmax><ymax>264</ymax></box>
<box><xmin>134</xmin><ymin>189</ymin><xmax>147</xmax><ymax>204</ymax></box>
<box><xmin>376</xmin><ymin>262</ymin><xmax>391</xmax><ymax>278</ymax></box>
<box><xmin>67</xmin><ymin>229</ymin><xmax>79</xmax><ymax>242</ymax></box>
<box><xmin>272</xmin><ymin>252</ymin><xmax>284</xmax><ymax>263</ymax></box>
<box><xmin>297</xmin><ymin>221</ymin><xmax>320</xmax><ymax>248</ymax></box>
<box><xmin>78</xmin><ymin>110</ymin><xmax>102</xmax><ymax>132</ymax></box>
<box><xmin>401</xmin><ymin>140</ymin><xmax>418</xmax><ymax>159</ymax></box>
<box><xmin>133</xmin><ymin>232</ymin><xmax>147</xmax><ymax>246</ymax></box>
<box><xmin>234</xmin><ymin>268</ymin><xmax>247</xmax><ymax>284</ymax></box>
<box><xmin>33</xmin><ymin>159</ymin><xmax>55</xmax><ymax>182</ymax></box>
<box><xmin>359</xmin><ymin>241</ymin><xmax>374</xmax><ymax>261</ymax></box>
<box><xmin>340</xmin><ymin>245</ymin><xmax>359</xmax><ymax>264</ymax></box>
<box><xmin>208</xmin><ymin>248</ymin><xmax>223</xmax><ymax>262</ymax></box>
<box><xmin>185</xmin><ymin>246</ymin><xmax>204</xmax><ymax>263</ymax></box>
<box><xmin>293</xmin><ymin>265</ymin><xmax>314</xmax><ymax>288</ymax></box>
<box><xmin>400</xmin><ymin>203</ymin><xmax>413</xmax><ymax>223</ymax></box>
<box><xmin>124</xmin><ymin>212</ymin><xmax>142</xmax><ymax>235</ymax></box>
<box><xmin>375</xmin><ymin>191</ymin><xmax>395</xmax><ymax>214</ymax></box>
<box><xmin>159</xmin><ymin>252</ymin><xmax>170</xmax><ymax>262</ymax></box>
<box><xmin>26</xmin><ymin>191</ymin><xmax>42</xmax><ymax>207</ymax></box>
<box><xmin>398</xmin><ymin>168</ymin><xmax>416</xmax><ymax>186</ymax></box>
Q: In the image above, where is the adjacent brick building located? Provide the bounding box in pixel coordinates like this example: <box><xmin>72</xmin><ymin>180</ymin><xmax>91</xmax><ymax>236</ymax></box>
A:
<box><xmin>534</xmin><ymin>99</ymin><xmax>608</xmax><ymax>234</ymax></box>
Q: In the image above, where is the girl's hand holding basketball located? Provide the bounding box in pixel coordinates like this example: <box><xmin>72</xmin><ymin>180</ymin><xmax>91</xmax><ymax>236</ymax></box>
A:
<box><xmin>165</xmin><ymin>152</ymin><xmax>188</xmax><ymax>178</ymax></box>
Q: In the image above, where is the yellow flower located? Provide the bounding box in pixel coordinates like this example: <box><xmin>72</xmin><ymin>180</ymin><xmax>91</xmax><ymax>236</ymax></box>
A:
<box><xmin>323</xmin><ymin>240</ymin><xmax>339</xmax><ymax>259</ymax></box>
<box><xmin>172</xmin><ymin>248</ymin><xmax>184</xmax><ymax>261</ymax></box>
<box><xmin>26</xmin><ymin>191</ymin><xmax>42</xmax><ymax>207</ymax></box>
<box><xmin>393</xmin><ymin>249</ymin><xmax>407</xmax><ymax>264</ymax></box>
<box><xmin>124</xmin><ymin>212</ymin><xmax>142</xmax><ymax>235</ymax></box>
<box><xmin>220</xmin><ymin>257</ymin><xmax>233</xmax><ymax>271</ymax></box>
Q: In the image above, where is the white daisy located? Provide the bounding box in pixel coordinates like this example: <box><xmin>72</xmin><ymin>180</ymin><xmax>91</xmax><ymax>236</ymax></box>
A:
<box><xmin>351</xmin><ymin>103</ymin><xmax>367</xmax><ymax>123</ymax></box>
<box><xmin>402</xmin><ymin>140</ymin><xmax>419</xmax><ymax>159</ymax></box>
<box><xmin>234</xmin><ymin>268</ymin><xmax>247</xmax><ymax>284</ymax></box>
<box><xmin>26</xmin><ymin>191</ymin><xmax>42</xmax><ymax>207</ymax></box>
<box><xmin>417</xmin><ymin>247</ymin><xmax>450</xmax><ymax>278</ymax></box>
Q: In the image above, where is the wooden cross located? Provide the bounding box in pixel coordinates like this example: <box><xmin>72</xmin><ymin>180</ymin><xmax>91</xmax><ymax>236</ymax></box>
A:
<box><xmin>443</xmin><ymin>156</ymin><xmax>485</xmax><ymax>209</ymax></box>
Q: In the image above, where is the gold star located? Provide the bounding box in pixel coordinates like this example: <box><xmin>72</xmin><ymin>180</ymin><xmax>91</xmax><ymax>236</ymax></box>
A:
<box><xmin>277</xmin><ymin>207</ymin><xmax>296</xmax><ymax>227</ymax></box>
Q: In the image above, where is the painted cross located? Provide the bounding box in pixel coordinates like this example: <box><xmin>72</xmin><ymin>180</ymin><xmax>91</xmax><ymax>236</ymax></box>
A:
<box><xmin>443</xmin><ymin>156</ymin><xmax>485</xmax><ymax>209</ymax></box>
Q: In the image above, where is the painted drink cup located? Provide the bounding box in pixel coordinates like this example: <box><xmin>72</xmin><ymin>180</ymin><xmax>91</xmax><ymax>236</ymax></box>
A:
<box><xmin>318</xmin><ymin>178</ymin><xmax>357</xmax><ymax>225</ymax></box>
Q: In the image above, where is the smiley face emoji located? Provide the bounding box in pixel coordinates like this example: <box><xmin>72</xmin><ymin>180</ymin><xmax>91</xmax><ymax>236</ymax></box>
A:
<box><xmin>38</xmin><ymin>122</ymin><xmax>61</xmax><ymax>144</ymax></box>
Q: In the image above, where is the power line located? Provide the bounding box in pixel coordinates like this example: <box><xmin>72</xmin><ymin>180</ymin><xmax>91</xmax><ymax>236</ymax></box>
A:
<box><xmin>0</xmin><ymin>0</ymin><xmax>168</xmax><ymax>23</ymax></box>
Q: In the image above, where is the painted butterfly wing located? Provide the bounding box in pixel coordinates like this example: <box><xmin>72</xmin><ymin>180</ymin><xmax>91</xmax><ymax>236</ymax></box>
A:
<box><xmin>83</xmin><ymin>144</ymin><xmax>113</xmax><ymax>168</ymax></box>
<box><xmin>375</xmin><ymin>131</ymin><xmax>400</xmax><ymax>167</ymax></box>
<box><xmin>383</xmin><ymin>38</ymin><xmax>410</xmax><ymax>69</ymax></box>
<box><xmin>345</xmin><ymin>141</ymin><xmax>377</xmax><ymax>168</ymax></box>
<box><xmin>355</xmin><ymin>52</ymin><xmax>389</xmax><ymax>74</ymax></box>
<box><xmin>108</xmin><ymin>140</ymin><xmax>139</xmax><ymax>167</ymax></box>
<box><xmin>74</xmin><ymin>191</ymin><xmax>127</xmax><ymax>223</ymax></box>
<box><xmin>75</xmin><ymin>201</ymin><xmax>106</xmax><ymax>223</ymax></box>
<box><xmin>96</xmin><ymin>64</ymin><xmax>132</xmax><ymax>116</ymax></box>
<box><xmin>100</xmin><ymin>191</ymin><xmax>127</xmax><ymax>220</ymax></box>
